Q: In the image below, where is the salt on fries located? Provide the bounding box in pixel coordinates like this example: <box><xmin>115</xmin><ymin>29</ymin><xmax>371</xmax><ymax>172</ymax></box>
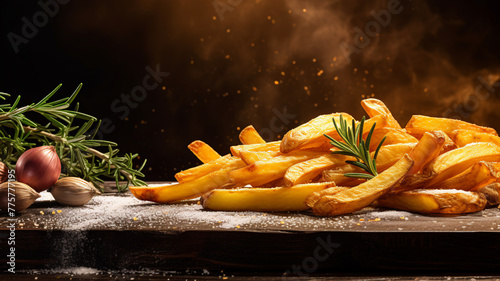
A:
<box><xmin>130</xmin><ymin>99</ymin><xmax>500</xmax><ymax>216</ymax></box>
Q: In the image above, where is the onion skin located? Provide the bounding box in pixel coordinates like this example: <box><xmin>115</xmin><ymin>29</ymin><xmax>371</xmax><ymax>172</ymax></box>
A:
<box><xmin>16</xmin><ymin>146</ymin><xmax>61</xmax><ymax>192</ymax></box>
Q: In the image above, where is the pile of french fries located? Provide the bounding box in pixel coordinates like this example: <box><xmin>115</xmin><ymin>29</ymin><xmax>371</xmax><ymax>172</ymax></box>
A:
<box><xmin>130</xmin><ymin>99</ymin><xmax>500</xmax><ymax>216</ymax></box>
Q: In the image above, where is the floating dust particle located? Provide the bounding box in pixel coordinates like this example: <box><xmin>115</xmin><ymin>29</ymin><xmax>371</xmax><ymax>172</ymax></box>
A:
<box><xmin>370</xmin><ymin>84</ymin><xmax>374</xmax><ymax>88</ymax></box>
<box><xmin>371</xmin><ymin>93</ymin><xmax>375</xmax><ymax>97</ymax></box>
<box><xmin>161</xmin><ymin>129</ymin><xmax>164</xmax><ymax>133</ymax></box>
<box><xmin>40</xmin><ymin>211</ymin><xmax>44</xmax><ymax>215</ymax></box>
<box><xmin>225</xmin><ymin>54</ymin><xmax>230</xmax><ymax>59</ymax></box>
<box><xmin>312</xmin><ymin>58</ymin><xmax>316</xmax><ymax>62</ymax></box>
<box><xmin>200</xmin><ymin>38</ymin><xmax>204</xmax><ymax>42</ymax></box>
<box><xmin>267</xmin><ymin>16</ymin><xmax>271</xmax><ymax>20</ymax></box>
<box><xmin>362</xmin><ymin>78</ymin><xmax>367</xmax><ymax>82</ymax></box>
<box><xmin>281</xmin><ymin>71</ymin><xmax>285</xmax><ymax>76</ymax></box>
<box><xmin>386</xmin><ymin>56</ymin><xmax>390</xmax><ymax>60</ymax></box>
<box><xmin>254</xmin><ymin>104</ymin><xmax>258</xmax><ymax>108</ymax></box>
<box><xmin>271</xmin><ymin>19</ymin><xmax>276</xmax><ymax>24</ymax></box>
<box><xmin>364</xmin><ymin>70</ymin><xmax>369</xmax><ymax>74</ymax></box>
<box><xmin>361</xmin><ymin>94</ymin><xmax>365</xmax><ymax>98</ymax></box>
<box><xmin>252</xmin><ymin>86</ymin><xmax>257</xmax><ymax>91</ymax></box>
<box><xmin>304</xmin><ymin>86</ymin><xmax>309</xmax><ymax>91</ymax></box>
<box><xmin>424</xmin><ymin>88</ymin><xmax>428</xmax><ymax>92</ymax></box>
<box><xmin>292</xmin><ymin>60</ymin><xmax>296</xmax><ymax>64</ymax></box>
<box><xmin>250</xmin><ymin>43</ymin><xmax>255</xmax><ymax>47</ymax></box>
<box><xmin>162</xmin><ymin>86</ymin><xmax>166</xmax><ymax>90</ymax></box>
<box><xmin>288</xmin><ymin>9</ymin><xmax>292</xmax><ymax>13</ymax></box>
<box><xmin>212</xmin><ymin>16</ymin><xmax>217</xmax><ymax>20</ymax></box>
<box><xmin>190</xmin><ymin>60</ymin><xmax>194</xmax><ymax>64</ymax></box>
<box><xmin>236</xmin><ymin>127</ymin><xmax>240</xmax><ymax>130</ymax></box>
<box><xmin>353</xmin><ymin>68</ymin><xmax>358</xmax><ymax>73</ymax></box>
<box><xmin>333</xmin><ymin>57</ymin><xmax>337</xmax><ymax>62</ymax></box>
<box><xmin>274</xmin><ymin>80</ymin><xmax>279</xmax><ymax>85</ymax></box>
<box><xmin>314</xmin><ymin>103</ymin><xmax>318</xmax><ymax>107</ymax></box>
<box><xmin>317</xmin><ymin>70</ymin><xmax>324</xmax><ymax>76</ymax></box>
<box><xmin>334</xmin><ymin>76</ymin><xmax>338</xmax><ymax>81</ymax></box>
<box><xmin>302</xmin><ymin>8</ymin><xmax>307</xmax><ymax>12</ymax></box>
<box><xmin>226</xmin><ymin>29</ymin><xmax>231</xmax><ymax>33</ymax></box>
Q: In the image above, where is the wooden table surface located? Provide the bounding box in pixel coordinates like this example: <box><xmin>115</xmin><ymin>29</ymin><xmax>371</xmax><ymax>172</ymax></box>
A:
<box><xmin>1</xmin><ymin>182</ymin><xmax>500</xmax><ymax>278</ymax></box>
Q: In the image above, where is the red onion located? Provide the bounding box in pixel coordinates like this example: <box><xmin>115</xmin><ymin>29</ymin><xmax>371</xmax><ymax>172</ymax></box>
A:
<box><xmin>16</xmin><ymin>146</ymin><xmax>61</xmax><ymax>192</ymax></box>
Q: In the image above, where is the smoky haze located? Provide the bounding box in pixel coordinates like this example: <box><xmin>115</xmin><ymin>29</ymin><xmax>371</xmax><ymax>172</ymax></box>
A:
<box><xmin>1</xmin><ymin>0</ymin><xmax>500</xmax><ymax>179</ymax></box>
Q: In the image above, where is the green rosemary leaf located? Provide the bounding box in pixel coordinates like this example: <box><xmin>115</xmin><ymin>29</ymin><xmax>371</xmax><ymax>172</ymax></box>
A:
<box><xmin>344</xmin><ymin>173</ymin><xmax>374</xmax><ymax>180</ymax></box>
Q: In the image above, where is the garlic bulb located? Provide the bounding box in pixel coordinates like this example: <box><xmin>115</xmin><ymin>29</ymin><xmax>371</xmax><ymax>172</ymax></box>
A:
<box><xmin>0</xmin><ymin>181</ymin><xmax>41</xmax><ymax>213</ymax></box>
<box><xmin>0</xmin><ymin>162</ymin><xmax>7</xmax><ymax>183</ymax></box>
<box><xmin>50</xmin><ymin>177</ymin><xmax>101</xmax><ymax>206</ymax></box>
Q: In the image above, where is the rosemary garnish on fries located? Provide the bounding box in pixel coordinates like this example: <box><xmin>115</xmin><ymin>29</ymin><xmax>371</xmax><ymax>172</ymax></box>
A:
<box><xmin>325</xmin><ymin>114</ymin><xmax>385</xmax><ymax>180</ymax></box>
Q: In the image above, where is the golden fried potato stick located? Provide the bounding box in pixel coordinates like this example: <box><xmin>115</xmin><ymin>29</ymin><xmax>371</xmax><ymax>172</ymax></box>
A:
<box><xmin>239</xmin><ymin>125</ymin><xmax>266</xmax><ymax>144</ymax></box>
<box><xmin>375</xmin><ymin>143</ymin><xmax>417</xmax><ymax>172</ymax></box>
<box><xmin>306</xmin><ymin>186</ymin><xmax>350</xmax><ymax>209</ymax></box>
<box><xmin>451</xmin><ymin>129</ymin><xmax>500</xmax><ymax>148</ymax></box>
<box><xmin>201</xmin><ymin>182</ymin><xmax>340</xmax><ymax>211</ymax></box>
<box><xmin>230</xmin><ymin>141</ymin><xmax>280</xmax><ymax>157</ymax></box>
<box><xmin>283</xmin><ymin>154</ymin><xmax>347</xmax><ymax>186</ymax></box>
<box><xmin>239</xmin><ymin>151</ymin><xmax>281</xmax><ymax>165</ymax></box>
<box><xmin>319</xmin><ymin>143</ymin><xmax>415</xmax><ymax>185</ymax></box>
<box><xmin>361</xmin><ymin>98</ymin><xmax>401</xmax><ymax>129</ymax></box>
<box><xmin>188</xmin><ymin>140</ymin><xmax>221</xmax><ymax>163</ymax></box>
<box><xmin>130</xmin><ymin>165</ymin><xmax>245</xmax><ymax>203</ymax></box>
<box><xmin>320</xmin><ymin>165</ymin><xmax>365</xmax><ymax>187</ymax></box>
<box><xmin>311</xmin><ymin>155</ymin><xmax>414</xmax><ymax>216</ymax></box>
<box><xmin>175</xmin><ymin>155</ymin><xmax>244</xmax><ymax>183</ymax></box>
<box><xmin>377</xmin><ymin>189</ymin><xmax>487</xmax><ymax>215</ymax></box>
<box><xmin>368</xmin><ymin>128</ymin><xmax>417</xmax><ymax>151</ymax></box>
<box><xmin>405</xmin><ymin>115</ymin><xmax>498</xmax><ymax>138</ymax></box>
<box><xmin>280</xmin><ymin>113</ymin><xmax>354</xmax><ymax>153</ymax></box>
<box><xmin>280</xmin><ymin>114</ymin><xmax>389</xmax><ymax>153</ymax></box>
<box><xmin>425</xmin><ymin>142</ymin><xmax>500</xmax><ymax>187</ymax></box>
<box><xmin>477</xmin><ymin>182</ymin><xmax>500</xmax><ymax>207</ymax></box>
<box><xmin>407</xmin><ymin>131</ymin><xmax>446</xmax><ymax>175</ymax></box>
<box><xmin>426</xmin><ymin>161</ymin><xmax>500</xmax><ymax>191</ymax></box>
<box><xmin>229</xmin><ymin>151</ymin><xmax>326</xmax><ymax>187</ymax></box>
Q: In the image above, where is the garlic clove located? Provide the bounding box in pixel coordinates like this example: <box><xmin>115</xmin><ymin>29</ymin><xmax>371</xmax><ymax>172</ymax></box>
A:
<box><xmin>0</xmin><ymin>181</ymin><xmax>41</xmax><ymax>213</ymax></box>
<box><xmin>50</xmin><ymin>177</ymin><xmax>101</xmax><ymax>206</ymax></box>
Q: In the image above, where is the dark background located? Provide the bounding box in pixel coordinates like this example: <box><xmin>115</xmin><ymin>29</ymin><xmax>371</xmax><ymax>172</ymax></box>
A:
<box><xmin>1</xmin><ymin>0</ymin><xmax>500</xmax><ymax>180</ymax></box>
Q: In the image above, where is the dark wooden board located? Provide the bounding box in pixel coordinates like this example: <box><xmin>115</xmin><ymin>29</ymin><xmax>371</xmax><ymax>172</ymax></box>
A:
<box><xmin>1</xmin><ymin>182</ymin><xmax>500</xmax><ymax>275</ymax></box>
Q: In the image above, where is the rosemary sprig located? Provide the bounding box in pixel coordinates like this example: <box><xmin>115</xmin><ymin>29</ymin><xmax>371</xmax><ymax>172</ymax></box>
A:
<box><xmin>0</xmin><ymin>84</ymin><xmax>147</xmax><ymax>192</ymax></box>
<box><xmin>324</xmin><ymin>114</ymin><xmax>385</xmax><ymax>180</ymax></box>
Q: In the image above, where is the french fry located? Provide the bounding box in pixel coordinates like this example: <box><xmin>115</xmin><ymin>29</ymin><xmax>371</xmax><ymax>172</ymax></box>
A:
<box><xmin>318</xmin><ymin>143</ymin><xmax>415</xmax><ymax>185</ymax></box>
<box><xmin>477</xmin><ymin>182</ymin><xmax>500</xmax><ymax>207</ymax></box>
<box><xmin>375</xmin><ymin>143</ymin><xmax>417</xmax><ymax>172</ymax></box>
<box><xmin>175</xmin><ymin>154</ymin><xmax>244</xmax><ymax>183</ymax></box>
<box><xmin>305</xmin><ymin>186</ymin><xmax>350</xmax><ymax>209</ymax></box>
<box><xmin>320</xmin><ymin>165</ymin><xmax>365</xmax><ymax>187</ymax></box>
<box><xmin>280</xmin><ymin>113</ymin><xmax>354</xmax><ymax>153</ymax></box>
<box><xmin>311</xmin><ymin>155</ymin><xmax>414</xmax><ymax>216</ymax></box>
<box><xmin>239</xmin><ymin>125</ymin><xmax>266</xmax><ymax>144</ymax></box>
<box><xmin>230</xmin><ymin>141</ymin><xmax>280</xmax><ymax>157</ymax></box>
<box><xmin>239</xmin><ymin>151</ymin><xmax>280</xmax><ymax>165</ymax></box>
<box><xmin>130</xmin><ymin>165</ymin><xmax>244</xmax><ymax>203</ymax></box>
<box><xmin>283</xmin><ymin>154</ymin><xmax>347</xmax><ymax>186</ymax></box>
<box><xmin>426</xmin><ymin>161</ymin><xmax>500</xmax><ymax>191</ymax></box>
<box><xmin>201</xmin><ymin>182</ymin><xmax>339</xmax><ymax>211</ymax></box>
<box><xmin>377</xmin><ymin>189</ymin><xmax>487</xmax><ymax>215</ymax></box>
<box><xmin>451</xmin><ymin>129</ymin><xmax>500</xmax><ymax>148</ymax></box>
<box><xmin>281</xmin><ymin>114</ymin><xmax>389</xmax><ymax>153</ymax></box>
<box><xmin>405</xmin><ymin>115</ymin><xmax>498</xmax><ymax>137</ymax></box>
<box><xmin>229</xmin><ymin>151</ymin><xmax>326</xmax><ymax>186</ymax></box>
<box><xmin>406</xmin><ymin>131</ymin><xmax>446</xmax><ymax>175</ymax></box>
<box><xmin>188</xmin><ymin>140</ymin><xmax>221</xmax><ymax>163</ymax></box>
<box><xmin>368</xmin><ymin>128</ymin><xmax>417</xmax><ymax>151</ymax></box>
<box><xmin>361</xmin><ymin>98</ymin><xmax>401</xmax><ymax>129</ymax></box>
<box><xmin>425</xmin><ymin>142</ymin><xmax>500</xmax><ymax>187</ymax></box>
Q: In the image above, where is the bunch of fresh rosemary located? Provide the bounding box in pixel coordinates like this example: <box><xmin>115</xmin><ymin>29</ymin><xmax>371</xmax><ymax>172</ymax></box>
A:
<box><xmin>325</xmin><ymin>114</ymin><xmax>385</xmax><ymax>180</ymax></box>
<box><xmin>0</xmin><ymin>84</ymin><xmax>146</xmax><ymax>192</ymax></box>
